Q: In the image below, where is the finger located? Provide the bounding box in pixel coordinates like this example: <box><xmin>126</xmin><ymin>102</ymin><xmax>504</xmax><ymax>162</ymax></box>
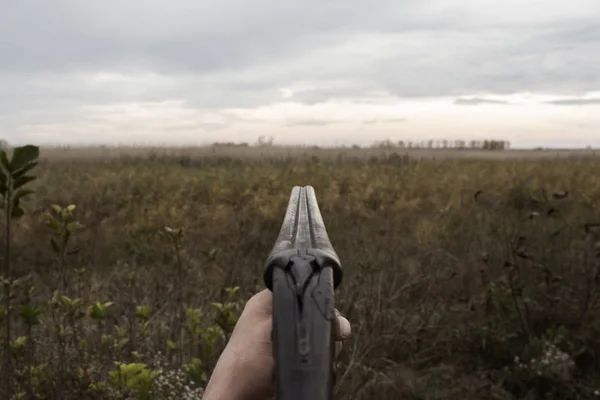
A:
<box><xmin>334</xmin><ymin>309</ymin><xmax>351</xmax><ymax>341</ymax></box>
<box><xmin>243</xmin><ymin>289</ymin><xmax>272</xmax><ymax>318</ymax></box>
<box><xmin>335</xmin><ymin>341</ymin><xmax>343</xmax><ymax>358</ymax></box>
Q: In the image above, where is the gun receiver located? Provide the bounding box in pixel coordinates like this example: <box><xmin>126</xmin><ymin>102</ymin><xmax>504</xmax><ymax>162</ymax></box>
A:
<box><xmin>264</xmin><ymin>186</ymin><xmax>343</xmax><ymax>400</ymax></box>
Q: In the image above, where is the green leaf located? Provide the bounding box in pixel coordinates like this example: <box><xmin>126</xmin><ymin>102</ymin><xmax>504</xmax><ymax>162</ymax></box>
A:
<box><xmin>10</xmin><ymin>145</ymin><xmax>40</xmax><ymax>172</ymax></box>
<box><xmin>123</xmin><ymin>362</ymin><xmax>147</xmax><ymax>377</ymax></box>
<box><xmin>46</xmin><ymin>217</ymin><xmax>60</xmax><ymax>231</ymax></box>
<box><xmin>13</xmin><ymin>189</ymin><xmax>34</xmax><ymax>203</ymax></box>
<box><xmin>60</xmin><ymin>296</ymin><xmax>72</xmax><ymax>306</ymax></box>
<box><xmin>13</xmin><ymin>162</ymin><xmax>38</xmax><ymax>180</ymax></box>
<box><xmin>167</xmin><ymin>340</ymin><xmax>177</xmax><ymax>350</ymax></box>
<box><xmin>164</xmin><ymin>226</ymin><xmax>183</xmax><ymax>238</ymax></box>
<box><xmin>0</xmin><ymin>170</ymin><xmax>7</xmax><ymax>191</ymax></box>
<box><xmin>10</xmin><ymin>191</ymin><xmax>32</xmax><ymax>219</ymax></box>
<box><xmin>51</xmin><ymin>204</ymin><xmax>62</xmax><ymax>214</ymax></box>
<box><xmin>0</xmin><ymin>151</ymin><xmax>10</xmax><ymax>173</ymax></box>
<box><xmin>16</xmin><ymin>305</ymin><xmax>44</xmax><ymax>326</ymax></box>
<box><xmin>67</xmin><ymin>222</ymin><xmax>84</xmax><ymax>232</ymax></box>
<box><xmin>135</xmin><ymin>306</ymin><xmax>150</xmax><ymax>321</ymax></box>
<box><xmin>225</xmin><ymin>286</ymin><xmax>240</xmax><ymax>296</ymax></box>
<box><xmin>10</xmin><ymin>336</ymin><xmax>27</xmax><ymax>354</ymax></box>
<box><xmin>13</xmin><ymin>175</ymin><xmax>36</xmax><ymax>190</ymax></box>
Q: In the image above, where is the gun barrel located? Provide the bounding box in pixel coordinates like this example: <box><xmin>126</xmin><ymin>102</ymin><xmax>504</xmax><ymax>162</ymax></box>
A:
<box><xmin>264</xmin><ymin>186</ymin><xmax>343</xmax><ymax>400</ymax></box>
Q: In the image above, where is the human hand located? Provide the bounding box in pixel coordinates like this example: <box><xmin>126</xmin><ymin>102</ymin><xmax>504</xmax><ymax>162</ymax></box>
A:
<box><xmin>202</xmin><ymin>289</ymin><xmax>351</xmax><ymax>400</ymax></box>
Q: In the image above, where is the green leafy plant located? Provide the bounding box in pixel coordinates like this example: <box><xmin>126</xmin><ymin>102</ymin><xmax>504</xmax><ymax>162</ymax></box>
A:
<box><xmin>9</xmin><ymin>336</ymin><xmax>27</xmax><ymax>360</ymax></box>
<box><xmin>88</xmin><ymin>301</ymin><xmax>114</xmax><ymax>322</ymax></box>
<box><xmin>108</xmin><ymin>362</ymin><xmax>158</xmax><ymax>400</ymax></box>
<box><xmin>211</xmin><ymin>286</ymin><xmax>242</xmax><ymax>337</ymax></box>
<box><xmin>44</xmin><ymin>204</ymin><xmax>84</xmax><ymax>290</ymax></box>
<box><xmin>0</xmin><ymin>144</ymin><xmax>39</xmax><ymax>398</ymax></box>
<box><xmin>182</xmin><ymin>357</ymin><xmax>207</xmax><ymax>385</ymax></box>
<box><xmin>136</xmin><ymin>305</ymin><xmax>151</xmax><ymax>341</ymax></box>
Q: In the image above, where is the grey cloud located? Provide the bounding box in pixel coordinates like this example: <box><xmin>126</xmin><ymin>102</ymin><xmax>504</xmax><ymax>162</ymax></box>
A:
<box><xmin>454</xmin><ymin>98</ymin><xmax>511</xmax><ymax>105</ymax></box>
<box><xmin>1</xmin><ymin>0</ymin><xmax>600</xmax><ymax>144</ymax></box>
<box><xmin>0</xmin><ymin>0</ymin><xmax>416</xmax><ymax>75</ymax></box>
<box><xmin>545</xmin><ymin>98</ymin><xmax>600</xmax><ymax>106</ymax></box>
<box><xmin>379</xmin><ymin>19</ymin><xmax>600</xmax><ymax>98</ymax></box>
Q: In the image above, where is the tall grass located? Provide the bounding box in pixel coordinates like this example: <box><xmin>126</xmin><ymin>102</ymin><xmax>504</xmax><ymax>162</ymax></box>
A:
<box><xmin>1</xmin><ymin>146</ymin><xmax>599</xmax><ymax>399</ymax></box>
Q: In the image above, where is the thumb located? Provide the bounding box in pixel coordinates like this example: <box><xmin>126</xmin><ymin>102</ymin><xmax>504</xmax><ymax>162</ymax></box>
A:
<box><xmin>334</xmin><ymin>309</ymin><xmax>351</xmax><ymax>341</ymax></box>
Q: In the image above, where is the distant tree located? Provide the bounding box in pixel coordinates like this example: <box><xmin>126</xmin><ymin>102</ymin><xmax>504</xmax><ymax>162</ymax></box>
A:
<box><xmin>255</xmin><ymin>136</ymin><xmax>275</xmax><ymax>147</ymax></box>
<box><xmin>372</xmin><ymin>139</ymin><xmax>396</xmax><ymax>149</ymax></box>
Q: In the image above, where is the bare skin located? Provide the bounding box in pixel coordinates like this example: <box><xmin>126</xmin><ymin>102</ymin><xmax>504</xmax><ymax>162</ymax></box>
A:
<box><xmin>202</xmin><ymin>289</ymin><xmax>352</xmax><ymax>400</ymax></box>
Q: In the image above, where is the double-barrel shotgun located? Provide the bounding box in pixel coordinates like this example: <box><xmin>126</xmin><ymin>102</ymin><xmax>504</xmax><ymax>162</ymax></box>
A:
<box><xmin>263</xmin><ymin>186</ymin><xmax>343</xmax><ymax>400</ymax></box>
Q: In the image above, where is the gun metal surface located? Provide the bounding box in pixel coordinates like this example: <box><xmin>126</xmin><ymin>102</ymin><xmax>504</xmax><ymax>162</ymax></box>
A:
<box><xmin>264</xmin><ymin>186</ymin><xmax>343</xmax><ymax>400</ymax></box>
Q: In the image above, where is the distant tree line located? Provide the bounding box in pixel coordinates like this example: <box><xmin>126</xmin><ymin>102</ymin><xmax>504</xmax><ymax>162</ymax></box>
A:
<box><xmin>211</xmin><ymin>141</ymin><xmax>250</xmax><ymax>147</ymax></box>
<box><xmin>212</xmin><ymin>136</ymin><xmax>276</xmax><ymax>148</ymax></box>
<box><xmin>370</xmin><ymin>139</ymin><xmax>511</xmax><ymax>150</ymax></box>
<box><xmin>210</xmin><ymin>137</ymin><xmax>511</xmax><ymax>150</ymax></box>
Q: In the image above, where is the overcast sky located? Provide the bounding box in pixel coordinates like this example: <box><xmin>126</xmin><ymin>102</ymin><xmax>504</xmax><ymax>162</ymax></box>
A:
<box><xmin>1</xmin><ymin>0</ymin><xmax>599</xmax><ymax>148</ymax></box>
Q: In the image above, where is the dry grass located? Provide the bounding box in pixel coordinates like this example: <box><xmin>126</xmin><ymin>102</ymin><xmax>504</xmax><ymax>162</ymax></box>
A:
<box><xmin>40</xmin><ymin>144</ymin><xmax>600</xmax><ymax>162</ymax></box>
<box><xmin>1</xmin><ymin>147</ymin><xmax>600</xmax><ymax>399</ymax></box>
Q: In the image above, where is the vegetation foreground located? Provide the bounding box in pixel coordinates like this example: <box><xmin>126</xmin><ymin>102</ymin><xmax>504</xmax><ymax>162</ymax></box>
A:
<box><xmin>1</xmin><ymin>147</ymin><xmax>600</xmax><ymax>399</ymax></box>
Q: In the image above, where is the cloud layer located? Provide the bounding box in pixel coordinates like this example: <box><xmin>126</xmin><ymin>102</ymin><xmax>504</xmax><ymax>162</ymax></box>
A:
<box><xmin>1</xmin><ymin>0</ymin><xmax>599</xmax><ymax>147</ymax></box>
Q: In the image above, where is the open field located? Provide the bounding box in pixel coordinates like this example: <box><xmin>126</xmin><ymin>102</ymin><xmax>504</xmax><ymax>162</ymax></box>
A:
<box><xmin>2</xmin><ymin>147</ymin><xmax>600</xmax><ymax>399</ymax></box>
<box><xmin>39</xmin><ymin>145</ymin><xmax>600</xmax><ymax>162</ymax></box>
